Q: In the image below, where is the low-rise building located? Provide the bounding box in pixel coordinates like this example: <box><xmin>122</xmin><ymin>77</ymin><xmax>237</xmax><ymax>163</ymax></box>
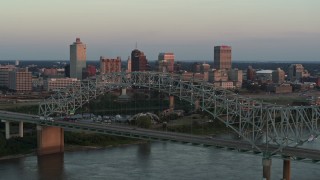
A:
<box><xmin>267</xmin><ymin>84</ymin><xmax>292</xmax><ymax>94</ymax></box>
<box><xmin>256</xmin><ymin>70</ymin><xmax>273</xmax><ymax>82</ymax></box>
<box><xmin>208</xmin><ymin>69</ymin><xmax>228</xmax><ymax>82</ymax></box>
<box><xmin>213</xmin><ymin>81</ymin><xmax>234</xmax><ymax>89</ymax></box>
<box><xmin>32</xmin><ymin>77</ymin><xmax>44</xmax><ymax>89</ymax></box>
<box><xmin>181</xmin><ymin>72</ymin><xmax>204</xmax><ymax>81</ymax></box>
<box><xmin>44</xmin><ymin>78</ymin><xmax>79</xmax><ymax>91</ymax></box>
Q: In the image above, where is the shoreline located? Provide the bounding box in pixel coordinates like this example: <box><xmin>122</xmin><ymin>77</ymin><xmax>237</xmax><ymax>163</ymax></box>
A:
<box><xmin>0</xmin><ymin>140</ymin><xmax>147</xmax><ymax>161</ymax></box>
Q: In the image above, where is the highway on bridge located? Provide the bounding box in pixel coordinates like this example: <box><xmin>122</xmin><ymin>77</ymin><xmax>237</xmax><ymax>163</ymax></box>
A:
<box><xmin>1</xmin><ymin>110</ymin><xmax>320</xmax><ymax>163</ymax></box>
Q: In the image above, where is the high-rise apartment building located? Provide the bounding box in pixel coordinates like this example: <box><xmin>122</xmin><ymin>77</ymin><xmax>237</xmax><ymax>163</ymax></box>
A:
<box><xmin>100</xmin><ymin>56</ymin><xmax>121</xmax><ymax>74</ymax></box>
<box><xmin>131</xmin><ymin>49</ymin><xmax>148</xmax><ymax>72</ymax></box>
<box><xmin>70</xmin><ymin>38</ymin><xmax>86</xmax><ymax>80</ymax></box>
<box><xmin>214</xmin><ymin>46</ymin><xmax>232</xmax><ymax>70</ymax></box>
<box><xmin>158</xmin><ymin>53</ymin><xmax>174</xmax><ymax>73</ymax></box>
<box><xmin>8</xmin><ymin>68</ymin><xmax>32</xmax><ymax>92</ymax></box>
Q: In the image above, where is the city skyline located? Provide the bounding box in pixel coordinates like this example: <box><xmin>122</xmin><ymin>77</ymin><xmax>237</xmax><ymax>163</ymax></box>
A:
<box><xmin>0</xmin><ymin>0</ymin><xmax>319</xmax><ymax>61</ymax></box>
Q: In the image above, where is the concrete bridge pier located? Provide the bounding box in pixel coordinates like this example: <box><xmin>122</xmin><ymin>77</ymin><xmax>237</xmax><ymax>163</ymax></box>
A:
<box><xmin>19</xmin><ymin>121</ymin><xmax>24</xmax><ymax>138</ymax></box>
<box><xmin>169</xmin><ymin>95</ymin><xmax>174</xmax><ymax>112</ymax></box>
<box><xmin>262</xmin><ymin>158</ymin><xmax>272</xmax><ymax>180</ymax></box>
<box><xmin>37</xmin><ymin>125</ymin><xmax>64</xmax><ymax>155</ymax></box>
<box><xmin>3</xmin><ymin>120</ymin><xmax>10</xmax><ymax>139</ymax></box>
<box><xmin>121</xmin><ymin>88</ymin><xmax>127</xmax><ymax>96</ymax></box>
<box><xmin>1</xmin><ymin>120</ymin><xmax>24</xmax><ymax>139</ymax></box>
<box><xmin>282</xmin><ymin>159</ymin><xmax>291</xmax><ymax>180</ymax></box>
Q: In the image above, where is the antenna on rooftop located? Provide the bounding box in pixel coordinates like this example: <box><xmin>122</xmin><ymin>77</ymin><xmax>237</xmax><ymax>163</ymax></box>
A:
<box><xmin>135</xmin><ymin>42</ymin><xmax>138</xmax><ymax>49</ymax></box>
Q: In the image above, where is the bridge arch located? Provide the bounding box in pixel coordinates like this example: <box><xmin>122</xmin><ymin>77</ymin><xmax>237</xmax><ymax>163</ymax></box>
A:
<box><xmin>39</xmin><ymin>72</ymin><xmax>320</xmax><ymax>152</ymax></box>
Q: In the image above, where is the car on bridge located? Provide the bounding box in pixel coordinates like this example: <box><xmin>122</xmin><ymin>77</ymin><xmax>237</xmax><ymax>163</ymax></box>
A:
<box><xmin>39</xmin><ymin>116</ymin><xmax>54</xmax><ymax>121</ymax></box>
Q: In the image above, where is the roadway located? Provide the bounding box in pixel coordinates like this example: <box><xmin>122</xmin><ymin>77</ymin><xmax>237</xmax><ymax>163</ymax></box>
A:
<box><xmin>1</xmin><ymin>110</ymin><xmax>320</xmax><ymax>163</ymax></box>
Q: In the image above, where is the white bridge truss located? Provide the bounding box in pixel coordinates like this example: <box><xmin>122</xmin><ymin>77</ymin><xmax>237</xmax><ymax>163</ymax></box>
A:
<box><xmin>39</xmin><ymin>72</ymin><xmax>320</xmax><ymax>153</ymax></box>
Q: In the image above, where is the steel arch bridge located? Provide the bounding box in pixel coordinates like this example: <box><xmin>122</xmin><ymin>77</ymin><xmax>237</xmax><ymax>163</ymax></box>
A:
<box><xmin>39</xmin><ymin>72</ymin><xmax>320</xmax><ymax>153</ymax></box>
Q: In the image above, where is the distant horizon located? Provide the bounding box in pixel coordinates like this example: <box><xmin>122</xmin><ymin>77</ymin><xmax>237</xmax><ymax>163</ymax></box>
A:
<box><xmin>0</xmin><ymin>0</ymin><xmax>319</xmax><ymax>61</ymax></box>
<box><xmin>0</xmin><ymin>59</ymin><xmax>319</xmax><ymax>63</ymax></box>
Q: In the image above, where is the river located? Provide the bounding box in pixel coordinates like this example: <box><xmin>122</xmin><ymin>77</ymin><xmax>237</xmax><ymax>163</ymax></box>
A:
<box><xmin>0</xmin><ymin>142</ymin><xmax>319</xmax><ymax>180</ymax></box>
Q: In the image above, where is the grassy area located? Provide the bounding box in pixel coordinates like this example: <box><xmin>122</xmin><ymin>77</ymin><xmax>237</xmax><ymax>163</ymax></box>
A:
<box><xmin>0</xmin><ymin>134</ymin><xmax>37</xmax><ymax>157</ymax></box>
<box><xmin>153</xmin><ymin>114</ymin><xmax>233</xmax><ymax>136</ymax></box>
<box><xmin>253</xmin><ymin>96</ymin><xmax>308</xmax><ymax>105</ymax></box>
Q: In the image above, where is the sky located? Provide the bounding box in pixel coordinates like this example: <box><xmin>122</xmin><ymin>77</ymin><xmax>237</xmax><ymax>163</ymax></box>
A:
<box><xmin>0</xmin><ymin>0</ymin><xmax>319</xmax><ymax>61</ymax></box>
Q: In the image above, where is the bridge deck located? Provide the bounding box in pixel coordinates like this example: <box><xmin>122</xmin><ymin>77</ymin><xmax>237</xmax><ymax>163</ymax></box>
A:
<box><xmin>1</xmin><ymin>110</ymin><xmax>320</xmax><ymax>163</ymax></box>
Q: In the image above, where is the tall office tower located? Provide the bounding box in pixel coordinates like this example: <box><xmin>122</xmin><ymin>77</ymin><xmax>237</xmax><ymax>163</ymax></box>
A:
<box><xmin>100</xmin><ymin>56</ymin><xmax>121</xmax><ymax>74</ymax></box>
<box><xmin>158</xmin><ymin>53</ymin><xmax>174</xmax><ymax>73</ymax></box>
<box><xmin>272</xmin><ymin>68</ymin><xmax>285</xmax><ymax>84</ymax></box>
<box><xmin>214</xmin><ymin>45</ymin><xmax>232</xmax><ymax>70</ymax></box>
<box><xmin>131</xmin><ymin>49</ymin><xmax>148</xmax><ymax>72</ymax></box>
<box><xmin>288</xmin><ymin>64</ymin><xmax>310</xmax><ymax>82</ymax></box>
<box><xmin>70</xmin><ymin>38</ymin><xmax>86</xmax><ymax>80</ymax></box>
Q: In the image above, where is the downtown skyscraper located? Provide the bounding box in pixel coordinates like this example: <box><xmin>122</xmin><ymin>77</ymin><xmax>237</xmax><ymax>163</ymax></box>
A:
<box><xmin>213</xmin><ymin>46</ymin><xmax>232</xmax><ymax>70</ymax></box>
<box><xmin>158</xmin><ymin>52</ymin><xmax>174</xmax><ymax>73</ymax></box>
<box><xmin>70</xmin><ymin>38</ymin><xmax>86</xmax><ymax>80</ymax></box>
<box><xmin>131</xmin><ymin>49</ymin><xmax>148</xmax><ymax>72</ymax></box>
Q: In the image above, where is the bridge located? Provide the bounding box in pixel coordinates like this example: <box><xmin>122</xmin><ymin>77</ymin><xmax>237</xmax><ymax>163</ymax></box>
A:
<box><xmin>1</xmin><ymin>71</ymin><xmax>320</xmax><ymax>180</ymax></box>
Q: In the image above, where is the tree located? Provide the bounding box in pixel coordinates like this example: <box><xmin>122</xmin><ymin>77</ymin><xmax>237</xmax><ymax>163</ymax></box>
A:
<box><xmin>0</xmin><ymin>133</ymin><xmax>6</xmax><ymax>149</ymax></box>
<box><xmin>136</xmin><ymin>116</ymin><xmax>152</xmax><ymax>129</ymax></box>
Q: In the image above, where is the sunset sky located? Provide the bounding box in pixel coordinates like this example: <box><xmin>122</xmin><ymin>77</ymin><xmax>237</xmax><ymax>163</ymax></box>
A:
<box><xmin>0</xmin><ymin>0</ymin><xmax>319</xmax><ymax>61</ymax></box>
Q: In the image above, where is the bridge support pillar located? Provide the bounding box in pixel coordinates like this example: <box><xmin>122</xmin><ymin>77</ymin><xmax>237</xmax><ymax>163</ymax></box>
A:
<box><xmin>121</xmin><ymin>88</ymin><xmax>127</xmax><ymax>96</ymax></box>
<box><xmin>262</xmin><ymin>158</ymin><xmax>272</xmax><ymax>180</ymax></box>
<box><xmin>37</xmin><ymin>125</ymin><xmax>64</xmax><ymax>155</ymax></box>
<box><xmin>282</xmin><ymin>159</ymin><xmax>290</xmax><ymax>180</ymax></box>
<box><xmin>19</xmin><ymin>121</ymin><xmax>24</xmax><ymax>138</ymax></box>
<box><xmin>169</xmin><ymin>96</ymin><xmax>174</xmax><ymax>112</ymax></box>
<box><xmin>4</xmin><ymin>120</ymin><xmax>10</xmax><ymax>139</ymax></box>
